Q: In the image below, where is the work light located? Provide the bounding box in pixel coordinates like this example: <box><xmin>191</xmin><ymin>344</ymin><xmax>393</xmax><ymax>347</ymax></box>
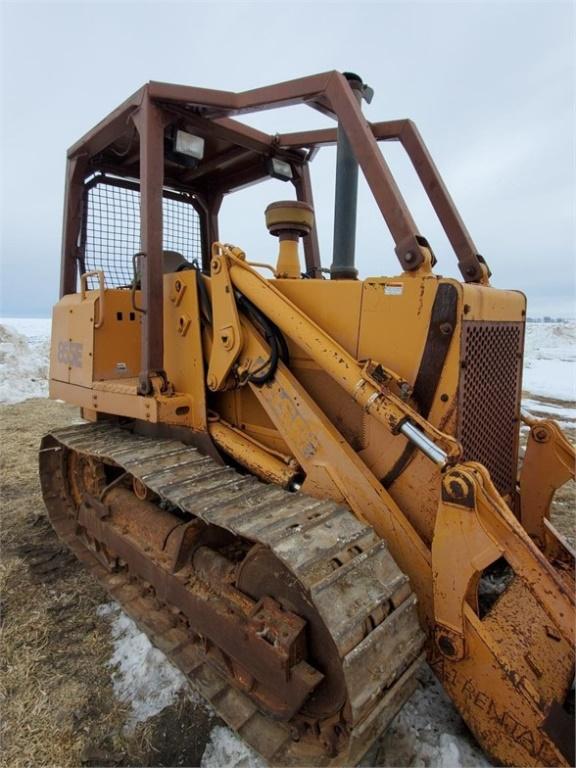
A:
<box><xmin>174</xmin><ymin>130</ymin><xmax>205</xmax><ymax>160</ymax></box>
<box><xmin>268</xmin><ymin>157</ymin><xmax>293</xmax><ymax>181</ymax></box>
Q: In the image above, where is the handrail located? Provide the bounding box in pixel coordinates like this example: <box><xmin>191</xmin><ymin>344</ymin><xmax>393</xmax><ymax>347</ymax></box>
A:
<box><xmin>80</xmin><ymin>270</ymin><xmax>105</xmax><ymax>328</ymax></box>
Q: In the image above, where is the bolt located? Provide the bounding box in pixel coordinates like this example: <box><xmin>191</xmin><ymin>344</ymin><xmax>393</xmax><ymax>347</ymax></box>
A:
<box><xmin>440</xmin><ymin>322</ymin><xmax>453</xmax><ymax>336</ymax></box>
<box><xmin>221</xmin><ymin>333</ymin><xmax>232</xmax><ymax>350</ymax></box>
<box><xmin>399</xmin><ymin>382</ymin><xmax>411</xmax><ymax>400</ymax></box>
<box><xmin>404</xmin><ymin>252</ymin><xmax>414</xmax><ymax>263</ymax></box>
<box><xmin>440</xmin><ymin>393</ymin><xmax>449</xmax><ymax>403</ymax></box>
<box><xmin>466</xmin><ymin>266</ymin><xmax>477</xmax><ymax>276</ymax></box>
<box><xmin>438</xmin><ymin>634</ymin><xmax>456</xmax><ymax>657</ymax></box>
<box><xmin>443</xmin><ymin>472</ymin><xmax>468</xmax><ymax>501</ymax></box>
<box><xmin>533</xmin><ymin>428</ymin><xmax>548</xmax><ymax>443</ymax></box>
<box><xmin>449</xmin><ymin>479</ymin><xmax>466</xmax><ymax>499</ymax></box>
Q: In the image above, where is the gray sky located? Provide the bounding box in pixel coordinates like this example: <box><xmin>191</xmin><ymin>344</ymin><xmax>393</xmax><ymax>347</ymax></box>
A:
<box><xmin>1</xmin><ymin>0</ymin><xmax>574</xmax><ymax>317</ymax></box>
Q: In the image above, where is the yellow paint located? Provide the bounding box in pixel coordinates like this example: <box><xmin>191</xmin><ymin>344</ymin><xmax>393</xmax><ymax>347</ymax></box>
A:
<box><xmin>163</xmin><ymin>271</ymin><xmax>206</xmax><ymax>430</ymax></box>
<box><xmin>276</xmin><ymin>239</ymin><xmax>301</xmax><ymax>279</ymax></box>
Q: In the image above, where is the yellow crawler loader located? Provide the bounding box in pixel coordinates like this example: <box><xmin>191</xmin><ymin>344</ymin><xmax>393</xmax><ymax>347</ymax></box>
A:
<box><xmin>40</xmin><ymin>72</ymin><xmax>575</xmax><ymax>766</ymax></box>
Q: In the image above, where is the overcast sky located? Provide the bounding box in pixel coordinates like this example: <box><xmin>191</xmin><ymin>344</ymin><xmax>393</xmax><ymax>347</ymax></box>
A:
<box><xmin>1</xmin><ymin>0</ymin><xmax>574</xmax><ymax>317</ymax></box>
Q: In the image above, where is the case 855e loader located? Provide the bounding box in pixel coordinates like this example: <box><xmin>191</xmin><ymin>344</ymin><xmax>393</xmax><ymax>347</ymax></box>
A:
<box><xmin>40</xmin><ymin>72</ymin><xmax>575</xmax><ymax>766</ymax></box>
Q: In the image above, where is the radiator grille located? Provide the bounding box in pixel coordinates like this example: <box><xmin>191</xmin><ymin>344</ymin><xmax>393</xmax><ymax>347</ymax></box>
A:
<box><xmin>458</xmin><ymin>321</ymin><xmax>524</xmax><ymax>496</ymax></box>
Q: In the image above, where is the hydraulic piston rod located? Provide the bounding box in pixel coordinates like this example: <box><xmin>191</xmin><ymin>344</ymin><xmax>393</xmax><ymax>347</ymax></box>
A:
<box><xmin>400</xmin><ymin>421</ymin><xmax>448</xmax><ymax>467</ymax></box>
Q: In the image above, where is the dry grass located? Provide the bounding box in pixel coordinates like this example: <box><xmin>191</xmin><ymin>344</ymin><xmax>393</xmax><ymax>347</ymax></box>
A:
<box><xmin>0</xmin><ymin>400</ymin><xmax>178</xmax><ymax>768</ymax></box>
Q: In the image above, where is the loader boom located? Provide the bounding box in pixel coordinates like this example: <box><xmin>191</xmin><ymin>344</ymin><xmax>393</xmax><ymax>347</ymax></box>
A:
<box><xmin>205</xmin><ymin>243</ymin><xmax>575</xmax><ymax>766</ymax></box>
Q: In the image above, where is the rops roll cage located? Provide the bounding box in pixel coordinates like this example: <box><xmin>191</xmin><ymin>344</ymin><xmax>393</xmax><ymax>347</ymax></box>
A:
<box><xmin>61</xmin><ymin>70</ymin><xmax>489</xmax><ymax>390</ymax></box>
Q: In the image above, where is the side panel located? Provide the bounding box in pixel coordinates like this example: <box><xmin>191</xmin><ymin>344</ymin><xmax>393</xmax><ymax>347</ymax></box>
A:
<box><xmin>50</xmin><ymin>294</ymin><xmax>95</xmax><ymax>387</ymax></box>
<box><xmin>358</xmin><ymin>274</ymin><xmax>442</xmax><ymax>382</ymax></box>
<box><xmin>93</xmin><ymin>292</ymin><xmax>141</xmax><ymax>380</ymax></box>
<box><xmin>48</xmin><ymin>286</ymin><xmax>200</xmax><ymax>429</ymax></box>
<box><xmin>275</xmin><ymin>279</ymin><xmax>364</xmax><ymax>355</ymax></box>
<box><xmin>163</xmin><ymin>271</ymin><xmax>207</xmax><ymax>431</ymax></box>
<box><xmin>51</xmin><ymin>289</ymin><xmax>145</xmax><ymax>386</ymax></box>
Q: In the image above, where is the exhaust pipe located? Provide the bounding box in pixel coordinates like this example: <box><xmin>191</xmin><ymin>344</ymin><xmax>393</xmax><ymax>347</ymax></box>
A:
<box><xmin>330</xmin><ymin>73</ymin><xmax>366</xmax><ymax>280</ymax></box>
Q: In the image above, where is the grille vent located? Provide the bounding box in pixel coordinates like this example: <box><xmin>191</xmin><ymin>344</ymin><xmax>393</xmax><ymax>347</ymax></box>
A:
<box><xmin>457</xmin><ymin>321</ymin><xmax>524</xmax><ymax>496</ymax></box>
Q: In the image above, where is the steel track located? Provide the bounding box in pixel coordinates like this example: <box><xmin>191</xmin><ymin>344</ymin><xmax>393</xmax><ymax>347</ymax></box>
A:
<box><xmin>40</xmin><ymin>422</ymin><xmax>425</xmax><ymax>765</ymax></box>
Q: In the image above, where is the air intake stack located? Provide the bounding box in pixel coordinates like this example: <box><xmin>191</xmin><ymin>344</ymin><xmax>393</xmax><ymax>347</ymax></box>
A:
<box><xmin>330</xmin><ymin>73</ymin><xmax>370</xmax><ymax>280</ymax></box>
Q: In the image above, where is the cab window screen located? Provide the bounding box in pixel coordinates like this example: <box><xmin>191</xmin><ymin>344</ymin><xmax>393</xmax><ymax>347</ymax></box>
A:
<box><xmin>82</xmin><ymin>180</ymin><xmax>202</xmax><ymax>288</ymax></box>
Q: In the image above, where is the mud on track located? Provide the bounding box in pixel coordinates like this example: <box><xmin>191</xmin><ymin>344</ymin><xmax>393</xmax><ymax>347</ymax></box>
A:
<box><xmin>1</xmin><ymin>398</ymin><xmax>574</xmax><ymax>767</ymax></box>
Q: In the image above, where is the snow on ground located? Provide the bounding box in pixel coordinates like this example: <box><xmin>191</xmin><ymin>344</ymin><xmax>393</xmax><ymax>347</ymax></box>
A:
<box><xmin>96</xmin><ymin>602</ymin><xmax>194</xmax><ymax>732</ymax></box>
<box><xmin>97</xmin><ymin>601</ymin><xmax>262</xmax><ymax>764</ymax></box>
<box><xmin>201</xmin><ymin>727</ymin><xmax>264</xmax><ymax>768</ymax></box>
<box><xmin>522</xmin><ymin>398</ymin><xmax>576</xmax><ymax>429</ymax></box>
<box><xmin>522</xmin><ymin>322</ymin><xmax>576</xmax><ymax>403</ymax></box>
<box><xmin>0</xmin><ymin>318</ymin><xmax>51</xmax><ymax>403</ymax></box>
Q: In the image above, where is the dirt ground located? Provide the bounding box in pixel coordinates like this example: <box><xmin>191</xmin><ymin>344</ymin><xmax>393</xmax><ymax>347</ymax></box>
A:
<box><xmin>1</xmin><ymin>398</ymin><xmax>574</xmax><ymax>768</ymax></box>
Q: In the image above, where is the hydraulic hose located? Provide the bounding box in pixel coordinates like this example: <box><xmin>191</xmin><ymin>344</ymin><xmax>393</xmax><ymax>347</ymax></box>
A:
<box><xmin>236</xmin><ymin>293</ymin><xmax>289</xmax><ymax>384</ymax></box>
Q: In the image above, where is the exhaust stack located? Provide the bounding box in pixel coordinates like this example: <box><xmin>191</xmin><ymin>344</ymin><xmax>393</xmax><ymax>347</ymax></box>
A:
<box><xmin>330</xmin><ymin>73</ymin><xmax>367</xmax><ymax>280</ymax></box>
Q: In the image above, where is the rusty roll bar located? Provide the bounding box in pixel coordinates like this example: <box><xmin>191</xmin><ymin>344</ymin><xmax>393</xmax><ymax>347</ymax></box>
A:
<box><xmin>61</xmin><ymin>71</ymin><xmax>489</xmax><ymax>391</ymax></box>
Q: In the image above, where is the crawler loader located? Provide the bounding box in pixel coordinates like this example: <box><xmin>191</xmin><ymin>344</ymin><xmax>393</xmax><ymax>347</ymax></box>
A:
<box><xmin>40</xmin><ymin>72</ymin><xmax>575</xmax><ymax>766</ymax></box>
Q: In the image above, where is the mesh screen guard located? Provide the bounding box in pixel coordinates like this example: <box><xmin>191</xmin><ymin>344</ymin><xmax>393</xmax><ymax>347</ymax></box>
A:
<box><xmin>457</xmin><ymin>321</ymin><xmax>524</xmax><ymax>497</ymax></box>
<box><xmin>81</xmin><ymin>180</ymin><xmax>202</xmax><ymax>288</ymax></box>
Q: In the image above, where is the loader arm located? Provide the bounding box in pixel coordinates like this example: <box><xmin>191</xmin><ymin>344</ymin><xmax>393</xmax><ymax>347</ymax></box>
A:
<box><xmin>207</xmin><ymin>244</ymin><xmax>576</xmax><ymax>768</ymax></box>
